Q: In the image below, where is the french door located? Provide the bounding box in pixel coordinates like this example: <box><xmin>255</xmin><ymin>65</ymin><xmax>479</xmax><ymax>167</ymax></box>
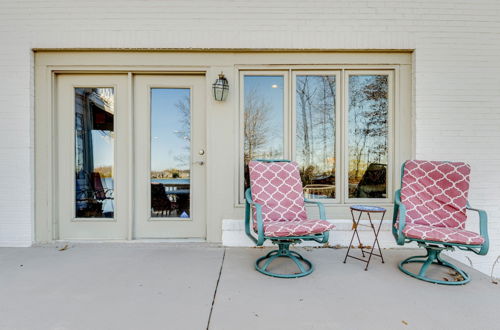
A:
<box><xmin>55</xmin><ymin>74</ymin><xmax>206</xmax><ymax>240</ymax></box>
<box><xmin>133</xmin><ymin>75</ymin><xmax>206</xmax><ymax>238</ymax></box>
<box><xmin>56</xmin><ymin>74</ymin><xmax>129</xmax><ymax>239</ymax></box>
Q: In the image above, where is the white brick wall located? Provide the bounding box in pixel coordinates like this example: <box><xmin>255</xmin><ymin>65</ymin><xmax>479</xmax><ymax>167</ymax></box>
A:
<box><xmin>0</xmin><ymin>0</ymin><xmax>499</xmax><ymax>276</ymax></box>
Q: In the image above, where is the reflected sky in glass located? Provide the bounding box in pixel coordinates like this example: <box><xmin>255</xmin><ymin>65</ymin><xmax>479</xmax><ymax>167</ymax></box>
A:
<box><xmin>243</xmin><ymin>75</ymin><xmax>284</xmax><ymax>160</ymax></box>
<box><xmin>91</xmin><ymin>130</ymin><xmax>114</xmax><ymax>168</ymax></box>
<box><xmin>151</xmin><ymin>88</ymin><xmax>191</xmax><ymax>171</ymax></box>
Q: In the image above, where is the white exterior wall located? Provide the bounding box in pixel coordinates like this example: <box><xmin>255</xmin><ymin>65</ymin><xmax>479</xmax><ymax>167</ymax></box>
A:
<box><xmin>1</xmin><ymin>1</ymin><xmax>499</xmax><ymax>275</ymax></box>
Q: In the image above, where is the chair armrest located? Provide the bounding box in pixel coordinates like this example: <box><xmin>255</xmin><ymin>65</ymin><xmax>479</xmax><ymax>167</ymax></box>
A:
<box><xmin>466</xmin><ymin>204</ymin><xmax>489</xmax><ymax>255</ymax></box>
<box><xmin>304</xmin><ymin>198</ymin><xmax>326</xmax><ymax>220</ymax></box>
<box><xmin>392</xmin><ymin>189</ymin><xmax>407</xmax><ymax>245</ymax></box>
<box><xmin>244</xmin><ymin>189</ymin><xmax>265</xmax><ymax>246</ymax></box>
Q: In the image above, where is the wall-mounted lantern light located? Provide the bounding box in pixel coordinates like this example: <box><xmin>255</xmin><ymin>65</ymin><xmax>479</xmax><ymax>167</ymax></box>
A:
<box><xmin>212</xmin><ymin>72</ymin><xmax>229</xmax><ymax>101</ymax></box>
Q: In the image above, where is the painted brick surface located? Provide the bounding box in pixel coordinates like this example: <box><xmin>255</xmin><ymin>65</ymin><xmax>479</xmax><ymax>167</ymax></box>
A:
<box><xmin>0</xmin><ymin>1</ymin><xmax>499</xmax><ymax>275</ymax></box>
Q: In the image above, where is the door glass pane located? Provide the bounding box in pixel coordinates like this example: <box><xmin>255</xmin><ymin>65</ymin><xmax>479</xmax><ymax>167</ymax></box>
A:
<box><xmin>243</xmin><ymin>75</ymin><xmax>284</xmax><ymax>192</ymax></box>
<box><xmin>296</xmin><ymin>75</ymin><xmax>336</xmax><ymax>199</ymax></box>
<box><xmin>75</xmin><ymin>88</ymin><xmax>115</xmax><ymax>218</ymax></box>
<box><xmin>348</xmin><ymin>75</ymin><xmax>389</xmax><ymax>198</ymax></box>
<box><xmin>150</xmin><ymin>88</ymin><xmax>191</xmax><ymax>218</ymax></box>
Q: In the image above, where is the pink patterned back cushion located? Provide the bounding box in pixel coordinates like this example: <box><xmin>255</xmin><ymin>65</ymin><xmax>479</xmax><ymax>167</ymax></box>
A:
<box><xmin>401</xmin><ymin>160</ymin><xmax>470</xmax><ymax>229</ymax></box>
<box><xmin>249</xmin><ymin>161</ymin><xmax>308</xmax><ymax>223</ymax></box>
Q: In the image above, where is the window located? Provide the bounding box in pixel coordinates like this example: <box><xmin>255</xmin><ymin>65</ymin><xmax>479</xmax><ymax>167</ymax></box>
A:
<box><xmin>242</xmin><ymin>73</ymin><xmax>288</xmax><ymax>193</ymax></box>
<box><xmin>241</xmin><ymin>69</ymin><xmax>393</xmax><ymax>204</ymax></box>
<box><xmin>347</xmin><ymin>74</ymin><xmax>389</xmax><ymax>199</ymax></box>
<box><xmin>75</xmin><ymin>88</ymin><xmax>115</xmax><ymax>218</ymax></box>
<box><xmin>150</xmin><ymin>88</ymin><xmax>192</xmax><ymax>219</ymax></box>
<box><xmin>295</xmin><ymin>73</ymin><xmax>339</xmax><ymax>200</ymax></box>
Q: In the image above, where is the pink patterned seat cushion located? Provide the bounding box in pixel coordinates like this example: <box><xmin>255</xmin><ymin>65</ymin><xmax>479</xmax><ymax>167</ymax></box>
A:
<box><xmin>248</xmin><ymin>160</ymin><xmax>334</xmax><ymax>236</ymax></box>
<box><xmin>249</xmin><ymin>161</ymin><xmax>308</xmax><ymax>222</ymax></box>
<box><xmin>402</xmin><ymin>223</ymin><xmax>484</xmax><ymax>245</ymax></box>
<box><xmin>263</xmin><ymin>219</ymin><xmax>334</xmax><ymax>238</ymax></box>
<box><xmin>401</xmin><ymin>160</ymin><xmax>471</xmax><ymax>229</ymax></box>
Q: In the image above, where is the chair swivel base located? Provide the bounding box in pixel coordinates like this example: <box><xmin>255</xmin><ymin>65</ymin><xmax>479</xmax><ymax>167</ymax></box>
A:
<box><xmin>255</xmin><ymin>242</ymin><xmax>313</xmax><ymax>278</ymax></box>
<box><xmin>398</xmin><ymin>246</ymin><xmax>470</xmax><ymax>285</ymax></box>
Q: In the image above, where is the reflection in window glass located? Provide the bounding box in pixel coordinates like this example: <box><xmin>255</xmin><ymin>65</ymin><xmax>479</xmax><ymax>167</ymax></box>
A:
<box><xmin>296</xmin><ymin>75</ymin><xmax>336</xmax><ymax>199</ymax></box>
<box><xmin>150</xmin><ymin>89</ymin><xmax>191</xmax><ymax>218</ymax></box>
<box><xmin>243</xmin><ymin>75</ymin><xmax>284</xmax><ymax>191</ymax></box>
<box><xmin>75</xmin><ymin>88</ymin><xmax>115</xmax><ymax>218</ymax></box>
<box><xmin>348</xmin><ymin>75</ymin><xmax>388</xmax><ymax>198</ymax></box>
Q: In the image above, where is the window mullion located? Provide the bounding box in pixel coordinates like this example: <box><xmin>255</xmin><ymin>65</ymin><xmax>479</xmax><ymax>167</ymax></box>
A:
<box><xmin>340</xmin><ymin>69</ymin><xmax>347</xmax><ymax>204</ymax></box>
<box><xmin>286</xmin><ymin>69</ymin><xmax>292</xmax><ymax>161</ymax></box>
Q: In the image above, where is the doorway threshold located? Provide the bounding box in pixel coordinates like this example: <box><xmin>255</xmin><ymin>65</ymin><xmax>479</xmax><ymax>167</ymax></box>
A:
<box><xmin>35</xmin><ymin>239</ymin><xmax>219</xmax><ymax>249</ymax></box>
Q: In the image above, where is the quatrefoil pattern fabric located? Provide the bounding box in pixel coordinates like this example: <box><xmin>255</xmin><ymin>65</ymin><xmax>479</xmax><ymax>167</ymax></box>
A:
<box><xmin>401</xmin><ymin>160</ymin><xmax>470</xmax><ymax>229</ymax></box>
<box><xmin>399</xmin><ymin>160</ymin><xmax>483</xmax><ymax>245</ymax></box>
<box><xmin>402</xmin><ymin>223</ymin><xmax>484</xmax><ymax>245</ymax></box>
<box><xmin>263</xmin><ymin>219</ymin><xmax>334</xmax><ymax>238</ymax></box>
<box><xmin>249</xmin><ymin>161</ymin><xmax>308</xmax><ymax>222</ymax></box>
<box><xmin>249</xmin><ymin>161</ymin><xmax>334</xmax><ymax>237</ymax></box>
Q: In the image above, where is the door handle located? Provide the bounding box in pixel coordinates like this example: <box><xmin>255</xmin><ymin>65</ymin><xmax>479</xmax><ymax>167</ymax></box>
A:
<box><xmin>193</xmin><ymin>161</ymin><xmax>205</xmax><ymax>166</ymax></box>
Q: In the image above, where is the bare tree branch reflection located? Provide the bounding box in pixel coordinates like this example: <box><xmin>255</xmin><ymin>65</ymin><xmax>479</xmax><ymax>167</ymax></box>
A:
<box><xmin>349</xmin><ymin>75</ymin><xmax>388</xmax><ymax>198</ymax></box>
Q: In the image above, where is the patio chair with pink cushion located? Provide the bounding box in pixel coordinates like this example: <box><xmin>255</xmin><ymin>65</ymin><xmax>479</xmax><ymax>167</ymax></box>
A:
<box><xmin>393</xmin><ymin>160</ymin><xmax>489</xmax><ymax>284</ymax></box>
<box><xmin>245</xmin><ymin>160</ymin><xmax>335</xmax><ymax>278</ymax></box>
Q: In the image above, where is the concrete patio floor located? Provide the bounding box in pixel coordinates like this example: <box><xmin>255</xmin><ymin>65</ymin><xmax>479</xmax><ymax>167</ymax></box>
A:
<box><xmin>0</xmin><ymin>244</ymin><xmax>498</xmax><ymax>330</ymax></box>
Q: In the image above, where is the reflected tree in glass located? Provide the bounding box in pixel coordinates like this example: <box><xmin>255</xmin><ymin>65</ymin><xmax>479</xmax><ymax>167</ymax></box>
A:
<box><xmin>348</xmin><ymin>75</ymin><xmax>388</xmax><ymax>198</ymax></box>
<box><xmin>243</xmin><ymin>76</ymin><xmax>284</xmax><ymax>192</ymax></box>
<box><xmin>296</xmin><ymin>75</ymin><xmax>336</xmax><ymax>199</ymax></box>
<box><xmin>75</xmin><ymin>88</ymin><xmax>115</xmax><ymax>218</ymax></box>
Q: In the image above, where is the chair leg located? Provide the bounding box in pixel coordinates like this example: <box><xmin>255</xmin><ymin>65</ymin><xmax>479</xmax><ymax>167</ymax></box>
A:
<box><xmin>398</xmin><ymin>246</ymin><xmax>470</xmax><ymax>285</ymax></box>
<box><xmin>255</xmin><ymin>242</ymin><xmax>314</xmax><ymax>278</ymax></box>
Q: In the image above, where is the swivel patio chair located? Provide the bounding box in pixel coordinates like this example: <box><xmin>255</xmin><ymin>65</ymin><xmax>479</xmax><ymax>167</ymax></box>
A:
<box><xmin>393</xmin><ymin>160</ymin><xmax>489</xmax><ymax>285</ymax></box>
<box><xmin>245</xmin><ymin>160</ymin><xmax>335</xmax><ymax>278</ymax></box>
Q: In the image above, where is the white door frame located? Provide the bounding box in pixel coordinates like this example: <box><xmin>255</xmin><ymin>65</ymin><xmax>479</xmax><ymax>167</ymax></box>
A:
<box><xmin>133</xmin><ymin>74</ymin><xmax>207</xmax><ymax>239</ymax></box>
<box><xmin>36</xmin><ymin>70</ymin><xmax>210</xmax><ymax>241</ymax></box>
<box><xmin>56</xmin><ymin>74</ymin><xmax>130</xmax><ymax>239</ymax></box>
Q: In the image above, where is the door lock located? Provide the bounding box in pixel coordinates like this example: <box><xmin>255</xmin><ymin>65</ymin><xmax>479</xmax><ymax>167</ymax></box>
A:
<box><xmin>193</xmin><ymin>161</ymin><xmax>205</xmax><ymax>166</ymax></box>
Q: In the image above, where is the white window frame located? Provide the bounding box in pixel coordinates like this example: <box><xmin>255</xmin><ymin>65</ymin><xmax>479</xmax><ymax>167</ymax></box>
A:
<box><xmin>239</xmin><ymin>68</ymin><xmax>396</xmax><ymax>206</ymax></box>
<box><xmin>343</xmin><ymin>70</ymin><xmax>394</xmax><ymax>204</ymax></box>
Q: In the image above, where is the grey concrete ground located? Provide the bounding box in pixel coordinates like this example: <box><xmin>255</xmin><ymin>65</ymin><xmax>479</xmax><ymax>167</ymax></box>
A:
<box><xmin>0</xmin><ymin>245</ymin><xmax>498</xmax><ymax>330</ymax></box>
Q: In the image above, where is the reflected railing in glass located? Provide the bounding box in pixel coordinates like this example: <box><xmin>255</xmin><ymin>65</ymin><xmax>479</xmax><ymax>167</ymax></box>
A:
<box><xmin>74</xmin><ymin>88</ymin><xmax>115</xmax><ymax>218</ymax></box>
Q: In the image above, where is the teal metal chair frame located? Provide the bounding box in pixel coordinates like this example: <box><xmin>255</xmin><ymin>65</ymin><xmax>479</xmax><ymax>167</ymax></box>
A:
<box><xmin>393</xmin><ymin>163</ymin><xmax>489</xmax><ymax>285</ymax></box>
<box><xmin>245</xmin><ymin>159</ymin><xmax>330</xmax><ymax>278</ymax></box>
